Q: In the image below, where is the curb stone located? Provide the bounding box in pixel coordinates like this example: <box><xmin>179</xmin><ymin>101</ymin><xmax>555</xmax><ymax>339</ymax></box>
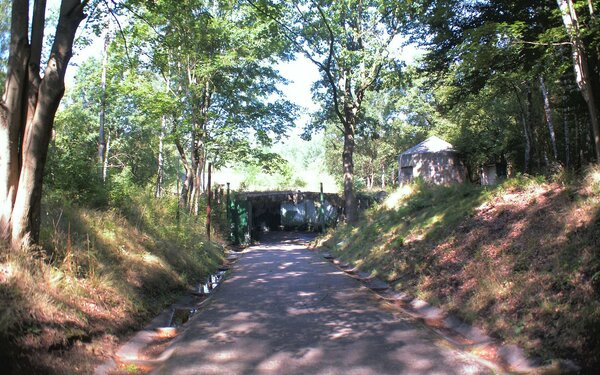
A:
<box><xmin>94</xmin><ymin>296</ymin><xmax>210</xmax><ymax>375</ymax></box>
<box><xmin>351</xmin><ymin>271</ymin><xmax>373</xmax><ymax>281</ymax></box>
<box><xmin>364</xmin><ymin>277</ymin><xmax>389</xmax><ymax>292</ymax></box>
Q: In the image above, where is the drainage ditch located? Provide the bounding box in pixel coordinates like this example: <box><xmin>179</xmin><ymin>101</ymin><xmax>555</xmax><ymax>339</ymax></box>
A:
<box><xmin>94</xmin><ymin>253</ymin><xmax>240</xmax><ymax>375</ymax></box>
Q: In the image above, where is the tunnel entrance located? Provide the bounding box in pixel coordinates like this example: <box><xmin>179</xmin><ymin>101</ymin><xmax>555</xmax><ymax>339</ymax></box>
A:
<box><xmin>227</xmin><ymin>191</ymin><xmax>342</xmax><ymax>245</ymax></box>
<box><xmin>252</xmin><ymin>199</ymin><xmax>282</xmax><ymax>232</ymax></box>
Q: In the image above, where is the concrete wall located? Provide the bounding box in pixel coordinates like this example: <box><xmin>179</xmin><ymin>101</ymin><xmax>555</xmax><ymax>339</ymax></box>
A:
<box><xmin>398</xmin><ymin>151</ymin><xmax>466</xmax><ymax>185</ymax></box>
<box><xmin>481</xmin><ymin>165</ymin><xmax>498</xmax><ymax>186</ymax></box>
<box><xmin>280</xmin><ymin>199</ymin><xmax>337</xmax><ymax>228</ymax></box>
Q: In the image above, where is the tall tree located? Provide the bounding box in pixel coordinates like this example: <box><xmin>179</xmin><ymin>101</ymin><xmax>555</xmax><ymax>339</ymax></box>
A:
<box><xmin>404</xmin><ymin>0</ymin><xmax>599</xmax><ymax>172</ymax></box>
<box><xmin>0</xmin><ymin>0</ymin><xmax>88</xmax><ymax>250</ymax></box>
<box><xmin>540</xmin><ymin>76</ymin><xmax>559</xmax><ymax>160</ymax></box>
<box><xmin>556</xmin><ymin>0</ymin><xmax>600</xmax><ymax>161</ymax></box>
<box><xmin>249</xmin><ymin>0</ymin><xmax>404</xmax><ymax>222</ymax></box>
<box><xmin>98</xmin><ymin>30</ymin><xmax>110</xmax><ymax>182</ymax></box>
<box><xmin>126</xmin><ymin>0</ymin><xmax>296</xmax><ymax>213</ymax></box>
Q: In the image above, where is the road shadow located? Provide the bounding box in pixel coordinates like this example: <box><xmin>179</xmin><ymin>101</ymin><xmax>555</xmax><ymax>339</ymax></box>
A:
<box><xmin>154</xmin><ymin>233</ymin><xmax>491</xmax><ymax>375</ymax></box>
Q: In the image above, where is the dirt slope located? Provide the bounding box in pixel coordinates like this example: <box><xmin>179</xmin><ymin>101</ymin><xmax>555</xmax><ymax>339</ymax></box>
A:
<box><xmin>0</xmin><ymin>192</ymin><xmax>224</xmax><ymax>374</ymax></box>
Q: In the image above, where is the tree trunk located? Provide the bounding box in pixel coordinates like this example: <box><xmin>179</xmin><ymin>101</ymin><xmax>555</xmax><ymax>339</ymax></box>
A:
<box><xmin>25</xmin><ymin>0</ymin><xmax>46</xmax><ymax>138</ymax></box>
<box><xmin>180</xmin><ymin>167</ymin><xmax>192</xmax><ymax>209</ymax></box>
<box><xmin>528</xmin><ymin>87</ymin><xmax>542</xmax><ymax>172</ymax></box>
<box><xmin>172</xmin><ymin>117</ymin><xmax>192</xmax><ymax>209</ymax></box>
<box><xmin>193</xmin><ymin>160</ymin><xmax>202</xmax><ymax>216</ymax></box>
<box><xmin>521</xmin><ymin>113</ymin><xmax>532</xmax><ymax>173</ymax></box>
<box><xmin>576</xmin><ymin>112</ymin><xmax>581</xmax><ymax>168</ymax></box>
<box><xmin>206</xmin><ymin>162</ymin><xmax>211</xmax><ymax>241</ymax></box>
<box><xmin>200</xmin><ymin>156</ymin><xmax>205</xmax><ymax>193</ymax></box>
<box><xmin>155</xmin><ymin>115</ymin><xmax>166</xmax><ymax>198</ymax></box>
<box><xmin>557</xmin><ymin>0</ymin><xmax>600</xmax><ymax>161</ymax></box>
<box><xmin>588</xmin><ymin>115</ymin><xmax>595</xmax><ymax>158</ymax></box>
<box><xmin>588</xmin><ymin>0</ymin><xmax>600</xmax><ymax>74</ymax></box>
<box><xmin>10</xmin><ymin>0</ymin><xmax>87</xmax><ymax>249</ymax></box>
<box><xmin>342</xmin><ymin>121</ymin><xmax>356</xmax><ymax>223</ymax></box>
<box><xmin>540</xmin><ymin>76</ymin><xmax>558</xmax><ymax>160</ymax></box>
<box><xmin>98</xmin><ymin>31</ymin><xmax>109</xmax><ymax>181</ymax></box>
<box><xmin>0</xmin><ymin>0</ymin><xmax>29</xmax><ymax>240</ymax></box>
<box><xmin>517</xmin><ymin>86</ymin><xmax>534</xmax><ymax>173</ymax></box>
<box><xmin>563</xmin><ymin>108</ymin><xmax>570</xmax><ymax>169</ymax></box>
<box><xmin>103</xmin><ymin>130</ymin><xmax>110</xmax><ymax>182</ymax></box>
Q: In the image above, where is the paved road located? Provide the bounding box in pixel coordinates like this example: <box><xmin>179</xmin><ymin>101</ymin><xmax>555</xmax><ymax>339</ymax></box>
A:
<box><xmin>153</xmin><ymin>232</ymin><xmax>492</xmax><ymax>375</ymax></box>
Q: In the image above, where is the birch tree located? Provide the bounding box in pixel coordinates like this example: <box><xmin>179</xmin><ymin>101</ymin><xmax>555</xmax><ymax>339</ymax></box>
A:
<box><xmin>556</xmin><ymin>0</ymin><xmax>600</xmax><ymax>161</ymax></box>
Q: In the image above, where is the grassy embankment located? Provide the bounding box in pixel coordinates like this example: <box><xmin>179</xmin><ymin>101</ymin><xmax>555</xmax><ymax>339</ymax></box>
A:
<box><xmin>318</xmin><ymin>168</ymin><xmax>600</xmax><ymax>371</ymax></box>
<box><xmin>0</xmin><ymin>190</ymin><xmax>224</xmax><ymax>374</ymax></box>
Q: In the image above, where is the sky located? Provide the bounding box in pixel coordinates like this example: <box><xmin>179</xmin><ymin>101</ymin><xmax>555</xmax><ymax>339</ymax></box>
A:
<box><xmin>275</xmin><ymin>56</ymin><xmax>321</xmax><ymax>134</ymax></box>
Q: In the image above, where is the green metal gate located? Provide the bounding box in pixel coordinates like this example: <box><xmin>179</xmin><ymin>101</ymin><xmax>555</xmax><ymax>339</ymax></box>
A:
<box><xmin>227</xmin><ymin>192</ymin><xmax>250</xmax><ymax>245</ymax></box>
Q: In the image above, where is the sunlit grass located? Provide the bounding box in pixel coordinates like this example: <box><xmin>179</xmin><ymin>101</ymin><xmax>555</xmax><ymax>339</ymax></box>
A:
<box><xmin>0</xmin><ymin>187</ymin><xmax>225</xmax><ymax>371</ymax></box>
<box><xmin>320</xmin><ymin>170</ymin><xmax>600</xmax><ymax>368</ymax></box>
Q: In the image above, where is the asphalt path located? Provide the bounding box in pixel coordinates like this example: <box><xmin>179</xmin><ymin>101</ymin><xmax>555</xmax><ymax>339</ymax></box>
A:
<box><xmin>153</xmin><ymin>232</ymin><xmax>492</xmax><ymax>375</ymax></box>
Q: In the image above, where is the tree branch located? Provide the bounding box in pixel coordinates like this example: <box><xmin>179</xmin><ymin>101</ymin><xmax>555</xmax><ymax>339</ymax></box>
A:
<box><xmin>30</xmin><ymin>0</ymin><xmax>47</xmax><ymax>78</ymax></box>
<box><xmin>110</xmin><ymin>0</ymin><xmax>164</xmax><ymax>40</ymax></box>
<box><xmin>513</xmin><ymin>40</ymin><xmax>572</xmax><ymax>47</ymax></box>
<box><xmin>102</xmin><ymin>0</ymin><xmax>132</xmax><ymax>67</ymax></box>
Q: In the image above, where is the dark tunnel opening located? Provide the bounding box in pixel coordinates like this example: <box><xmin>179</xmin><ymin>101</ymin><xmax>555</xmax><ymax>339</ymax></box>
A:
<box><xmin>251</xmin><ymin>199</ymin><xmax>283</xmax><ymax>235</ymax></box>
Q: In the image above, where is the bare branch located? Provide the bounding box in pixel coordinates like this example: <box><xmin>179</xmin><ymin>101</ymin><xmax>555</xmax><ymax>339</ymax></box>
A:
<box><xmin>513</xmin><ymin>40</ymin><xmax>572</xmax><ymax>47</ymax></box>
<box><xmin>102</xmin><ymin>0</ymin><xmax>133</xmax><ymax>66</ymax></box>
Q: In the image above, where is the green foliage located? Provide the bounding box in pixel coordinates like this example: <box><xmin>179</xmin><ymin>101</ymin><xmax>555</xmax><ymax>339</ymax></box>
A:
<box><xmin>123</xmin><ymin>0</ymin><xmax>298</xmax><ymax>169</ymax></box>
<box><xmin>403</xmin><ymin>0</ymin><xmax>599</xmax><ymax>172</ymax></box>
<box><xmin>46</xmin><ymin>103</ymin><xmax>108</xmax><ymax>206</ymax></box>
<box><xmin>237</xmin><ymin>158</ymin><xmax>293</xmax><ymax>191</ymax></box>
<box><xmin>46</xmin><ymin>53</ymin><xmax>164</xmax><ymax>204</ymax></box>
<box><xmin>108</xmin><ymin>167</ymin><xmax>138</xmax><ymax>205</ymax></box>
<box><xmin>0</xmin><ymin>0</ymin><xmax>9</xmax><ymax>85</ymax></box>
<box><xmin>231</xmin><ymin>133</ymin><xmax>336</xmax><ymax>192</ymax></box>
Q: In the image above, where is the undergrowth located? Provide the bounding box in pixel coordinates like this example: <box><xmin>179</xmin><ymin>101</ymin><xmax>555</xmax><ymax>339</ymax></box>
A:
<box><xmin>0</xmin><ymin>187</ymin><xmax>224</xmax><ymax>374</ymax></box>
<box><xmin>320</xmin><ymin>166</ymin><xmax>600</xmax><ymax>371</ymax></box>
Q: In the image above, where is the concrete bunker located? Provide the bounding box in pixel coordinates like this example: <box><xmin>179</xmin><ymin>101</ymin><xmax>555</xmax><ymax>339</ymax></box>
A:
<box><xmin>398</xmin><ymin>136</ymin><xmax>467</xmax><ymax>185</ymax></box>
